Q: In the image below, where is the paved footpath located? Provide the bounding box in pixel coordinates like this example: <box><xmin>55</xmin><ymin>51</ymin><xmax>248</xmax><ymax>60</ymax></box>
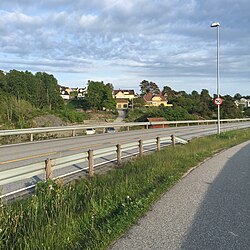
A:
<box><xmin>110</xmin><ymin>141</ymin><xmax>250</xmax><ymax>250</ymax></box>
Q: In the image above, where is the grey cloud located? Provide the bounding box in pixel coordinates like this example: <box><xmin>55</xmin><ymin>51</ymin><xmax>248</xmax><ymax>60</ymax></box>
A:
<box><xmin>0</xmin><ymin>0</ymin><xmax>249</xmax><ymax>95</ymax></box>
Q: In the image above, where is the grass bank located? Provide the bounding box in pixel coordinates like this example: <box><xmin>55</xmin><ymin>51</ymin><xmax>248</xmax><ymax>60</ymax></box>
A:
<box><xmin>1</xmin><ymin>129</ymin><xmax>250</xmax><ymax>249</ymax></box>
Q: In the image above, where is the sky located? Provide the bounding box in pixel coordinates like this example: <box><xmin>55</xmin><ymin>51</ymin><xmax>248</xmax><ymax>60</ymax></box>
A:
<box><xmin>0</xmin><ymin>0</ymin><xmax>249</xmax><ymax>96</ymax></box>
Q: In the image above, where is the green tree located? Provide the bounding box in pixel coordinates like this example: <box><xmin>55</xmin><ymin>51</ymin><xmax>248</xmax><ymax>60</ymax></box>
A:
<box><xmin>0</xmin><ymin>70</ymin><xmax>7</xmax><ymax>91</ymax></box>
<box><xmin>35</xmin><ymin>72</ymin><xmax>64</xmax><ymax>110</ymax></box>
<box><xmin>85</xmin><ymin>81</ymin><xmax>116</xmax><ymax>110</ymax></box>
<box><xmin>220</xmin><ymin>95</ymin><xmax>243</xmax><ymax>118</ymax></box>
<box><xmin>234</xmin><ymin>93</ymin><xmax>242</xmax><ymax>100</ymax></box>
<box><xmin>139</xmin><ymin>80</ymin><xmax>160</xmax><ymax>95</ymax></box>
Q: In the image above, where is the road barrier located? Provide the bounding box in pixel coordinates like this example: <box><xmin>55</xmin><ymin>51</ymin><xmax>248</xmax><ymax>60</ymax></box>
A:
<box><xmin>0</xmin><ymin>135</ymin><xmax>187</xmax><ymax>198</ymax></box>
<box><xmin>1</xmin><ymin>118</ymin><xmax>250</xmax><ymax>143</ymax></box>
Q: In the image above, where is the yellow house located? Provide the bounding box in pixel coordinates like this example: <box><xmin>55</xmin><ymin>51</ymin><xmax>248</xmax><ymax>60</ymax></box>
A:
<box><xmin>143</xmin><ymin>92</ymin><xmax>173</xmax><ymax>107</ymax></box>
<box><xmin>113</xmin><ymin>90</ymin><xmax>136</xmax><ymax>100</ymax></box>
<box><xmin>113</xmin><ymin>89</ymin><xmax>137</xmax><ymax>109</ymax></box>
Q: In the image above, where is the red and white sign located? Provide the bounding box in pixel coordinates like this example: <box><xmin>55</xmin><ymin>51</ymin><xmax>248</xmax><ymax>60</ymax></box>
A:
<box><xmin>214</xmin><ymin>97</ymin><xmax>223</xmax><ymax>106</ymax></box>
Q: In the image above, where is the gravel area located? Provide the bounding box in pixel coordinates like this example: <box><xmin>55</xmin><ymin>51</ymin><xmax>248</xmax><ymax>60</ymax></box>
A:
<box><xmin>110</xmin><ymin>140</ymin><xmax>250</xmax><ymax>250</ymax></box>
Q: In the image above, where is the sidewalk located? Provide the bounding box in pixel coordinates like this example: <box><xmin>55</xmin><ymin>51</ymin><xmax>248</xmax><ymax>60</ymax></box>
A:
<box><xmin>110</xmin><ymin>141</ymin><xmax>250</xmax><ymax>250</ymax></box>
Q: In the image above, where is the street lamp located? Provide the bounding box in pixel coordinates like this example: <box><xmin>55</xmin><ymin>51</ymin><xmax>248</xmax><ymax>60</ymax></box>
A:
<box><xmin>211</xmin><ymin>22</ymin><xmax>221</xmax><ymax>134</ymax></box>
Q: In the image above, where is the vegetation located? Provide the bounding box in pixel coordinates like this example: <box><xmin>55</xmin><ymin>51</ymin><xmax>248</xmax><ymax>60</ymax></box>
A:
<box><xmin>0</xmin><ymin>71</ymin><xmax>115</xmax><ymax>129</ymax></box>
<box><xmin>127</xmin><ymin>83</ymin><xmax>245</xmax><ymax>122</ymax></box>
<box><xmin>85</xmin><ymin>81</ymin><xmax>116</xmax><ymax>111</ymax></box>
<box><xmin>1</xmin><ymin>129</ymin><xmax>250</xmax><ymax>249</ymax></box>
<box><xmin>0</xmin><ymin>70</ymin><xmax>248</xmax><ymax>129</ymax></box>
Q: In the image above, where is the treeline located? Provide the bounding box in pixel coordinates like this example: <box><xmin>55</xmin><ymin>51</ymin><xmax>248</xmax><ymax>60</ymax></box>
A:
<box><xmin>0</xmin><ymin>70</ymin><xmax>87</xmax><ymax>128</ymax></box>
<box><xmin>127</xmin><ymin>80</ymin><xmax>247</xmax><ymax>122</ymax></box>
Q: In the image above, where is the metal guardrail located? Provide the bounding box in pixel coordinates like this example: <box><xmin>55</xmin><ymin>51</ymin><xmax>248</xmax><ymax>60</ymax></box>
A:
<box><xmin>0</xmin><ymin>118</ymin><xmax>250</xmax><ymax>142</ymax></box>
<box><xmin>0</xmin><ymin>135</ymin><xmax>187</xmax><ymax>198</ymax></box>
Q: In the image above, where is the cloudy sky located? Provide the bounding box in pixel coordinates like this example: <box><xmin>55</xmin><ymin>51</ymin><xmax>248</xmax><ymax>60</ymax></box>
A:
<box><xmin>0</xmin><ymin>0</ymin><xmax>249</xmax><ymax>96</ymax></box>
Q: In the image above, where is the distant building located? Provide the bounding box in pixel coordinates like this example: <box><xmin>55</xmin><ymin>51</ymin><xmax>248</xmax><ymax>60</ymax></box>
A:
<box><xmin>59</xmin><ymin>86</ymin><xmax>70</xmax><ymax>100</ymax></box>
<box><xmin>146</xmin><ymin>117</ymin><xmax>168</xmax><ymax>128</ymax></box>
<box><xmin>113</xmin><ymin>89</ymin><xmax>137</xmax><ymax>109</ymax></box>
<box><xmin>143</xmin><ymin>92</ymin><xmax>173</xmax><ymax>107</ymax></box>
<box><xmin>59</xmin><ymin>85</ymin><xmax>88</xmax><ymax>100</ymax></box>
<box><xmin>77</xmin><ymin>87</ymin><xmax>88</xmax><ymax>99</ymax></box>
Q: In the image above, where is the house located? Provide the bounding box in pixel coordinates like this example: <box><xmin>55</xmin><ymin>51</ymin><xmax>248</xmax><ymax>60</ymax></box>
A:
<box><xmin>77</xmin><ymin>87</ymin><xmax>87</xmax><ymax>99</ymax></box>
<box><xmin>146</xmin><ymin>117</ymin><xmax>168</xmax><ymax>129</ymax></box>
<box><xmin>113</xmin><ymin>89</ymin><xmax>137</xmax><ymax>109</ymax></box>
<box><xmin>238</xmin><ymin>98</ymin><xmax>250</xmax><ymax>108</ymax></box>
<box><xmin>115</xmin><ymin>98</ymin><xmax>129</xmax><ymax>109</ymax></box>
<box><xmin>59</xmin><ymin>86</ymin><xmax>70</xmax><ymax>100</ymax></box>
<box><xmin>59</xmin><ymin>85</ymin><xmax>88</xmax><ymax>100</ymax></box>
<box><xmin>113</xmin><ymin>89</ymin><xmax>136</xmax><ymax>100</ymax></box>
<box><xmin>143</xmin><ymin>92</ymin><xmax>173</xmax><ymax>107</ymax></box>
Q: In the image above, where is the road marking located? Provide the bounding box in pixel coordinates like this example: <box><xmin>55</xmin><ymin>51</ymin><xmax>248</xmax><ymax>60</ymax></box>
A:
<box><xmin>68</xmin><ymin>144</ymin><xmax>103</xmax><ymax>151</ymax></box>
<box><xmin>0</xmin><ymin>144</ymin><xmax>103</xmax><ymax>165</ymax></box>
<box><xmin>0</xmin><ymin>152</ymin><xmax>56</xmax><ymax>165</ymax></box>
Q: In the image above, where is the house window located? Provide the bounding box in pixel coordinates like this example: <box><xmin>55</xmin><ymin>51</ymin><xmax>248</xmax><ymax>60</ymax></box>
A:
<box><xmin>118</xmin><ymin>104</ymin><xmax>122</xmax><ymax>108</ymax></box>
<box><xmin>123</xmin><ymin>104</ymin><xmax>128</xmax><ymax>108</ymax></box>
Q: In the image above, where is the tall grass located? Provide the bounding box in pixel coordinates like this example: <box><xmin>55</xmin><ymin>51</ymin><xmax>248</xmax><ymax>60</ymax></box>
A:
<box><xmin>1</xmin><ymin>129</ymin><xmax>250</xmax><ymax>249</ymax></box>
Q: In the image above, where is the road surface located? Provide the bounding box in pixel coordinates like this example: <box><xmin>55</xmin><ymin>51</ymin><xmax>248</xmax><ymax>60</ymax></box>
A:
<box><xmin>1</xmin><ymin>122</ymin><xmax>250</xmax><ymax>197</ymax></box>
<box><xmin>110</xmin><ymin>140</ymin><xmax>250</xmax><ymax>250</ymax></box>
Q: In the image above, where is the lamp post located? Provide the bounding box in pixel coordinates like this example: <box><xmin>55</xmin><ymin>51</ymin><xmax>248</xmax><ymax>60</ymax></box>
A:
<box><xmin>211</xmin><ymin>22</ymin><xmax>221</xmax><ymax>134</ymax></box>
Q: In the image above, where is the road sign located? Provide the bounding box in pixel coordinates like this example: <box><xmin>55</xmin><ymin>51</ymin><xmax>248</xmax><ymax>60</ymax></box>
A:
<box><xmin>214</xmin><ymin>97</ymin><xmax>223</xmax><ymax>106</ymax></box>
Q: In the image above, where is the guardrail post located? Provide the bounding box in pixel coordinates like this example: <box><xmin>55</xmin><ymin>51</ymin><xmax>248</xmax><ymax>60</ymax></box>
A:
<box><xmin>45</xmin><ymin>158</ymin><xmax>52</xmax><ymax>180</ymax></box>
<box><xmin>30</xmin><ymin>133</ymin><xmax>34</xmax><ymax>142</ymax></box>
<box><xmin>127</xmin><ymin>126</ymin><xmax>130</xmax><ymax>131</ymax></box>
<box><xmin>139</xmin><ymin>139</ymin><xmax>143</xmax><ymax>156</ymax></box>
<box><xmin>116</xmin><ymin>144</ymin><xmax>122</xmax><ymax>165</ymax></box>
<box><xmin>171</xmin><ymin>134</ymin><xmax>176</xmax><ymax>147</ymax></box>
<box><xmin>88</xmin><ymin>149</ymin><xmax>94</xmax><ymax>177</ymax></box>
<box><xmin>156</xmin><ymin>137</ymin><xmax>160</xmax><ymax>151</ymax></box>
<box><xmin>72</xmin><ymin>130</ymin><xmax>76</xmax><ymax>137</ymax></box>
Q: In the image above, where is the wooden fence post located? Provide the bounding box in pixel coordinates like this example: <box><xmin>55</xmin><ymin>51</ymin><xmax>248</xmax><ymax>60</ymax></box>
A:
<box><xmin>45</xmin><ymin>158</ymin><xmax>52</xmax><ymax>180</ymax></box>
<box><xmin>88</xmin><ymin>149</ymin><xmax>94</xmax><ymax>177</ymax></box>
<box><xmin>139</xmin><ymin>139</ymin><xmax>143</xmax><ymax>157</ymax></box>
<box><xmin>116</xmin><ymin>144</ymin><xmax>121</xmax><ymax>165</ymax></box>
<box><xmin>156</xmin><ymin>137</ymin><xmax>160</xmax><ymax>151</ymax></box>
<box><xmin>171</xmin><ymin>134</ymin><xmax>176</xmax><ymax>147</ymax></box>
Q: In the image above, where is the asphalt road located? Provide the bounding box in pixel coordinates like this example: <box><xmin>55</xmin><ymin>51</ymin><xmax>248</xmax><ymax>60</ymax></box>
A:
<box><xmin>110</xmin><ymin>140</ymin><xmax>250</xmax><ymax>250</ymax></box>
<box><xmin>1</xmin><ymin>122</ymin><xmax>250</xmax><ymax>196</ymax></box>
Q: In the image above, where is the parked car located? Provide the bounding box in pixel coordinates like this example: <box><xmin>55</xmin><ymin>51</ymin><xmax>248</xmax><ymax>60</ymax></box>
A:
<box><xmin>105</xmin><ymin>127</ymin><xmax>116</xmax><ymax>133</ymax></box>
<box><xmin>86</xmin><ymin>128</ymin><xmax>96</xmax><ymax>135</ymax></box>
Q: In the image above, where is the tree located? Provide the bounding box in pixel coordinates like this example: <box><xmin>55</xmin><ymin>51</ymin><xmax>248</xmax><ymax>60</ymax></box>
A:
<box><xmin>85</xmin><ymin>81</ymin><xmax>116</xmax><ymax>110</ymax></box>
<box><xmin>139</xmin><ymin>80</ymin><xmax>160</xmax><ymax>95</ymax></box>
<box><xmin>0</xmin><ymin>70</ymin><xmax>7</xmax><ymax>91</ymax></box>
<box><xmin>35</xmin><ymin>72</ymin><xmax>64</xmax><ymax>110</ymax></box>
<box><xmin>234</xmin><ymin>93</ymin><xmax>242</xmax><ymax>100</ymax></box>
<box><xmin>220</xmin><ymin>95</ymin><xmax>243</xmax><ymax>118</ymax></box>
<box><xmin>106</xmin><ymin>83</ymin><xmax>114</xmax><ymax>91</ymax></box>
<box><xmin>200</xmin><ymin>89</ymin><xmax>213</xmax><ymax>118</ymax></box>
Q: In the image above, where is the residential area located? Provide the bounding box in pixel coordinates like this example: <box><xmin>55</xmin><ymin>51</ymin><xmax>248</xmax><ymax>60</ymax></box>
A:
<box><xmin>0</xmin><ymin>69</ymin><xmax>250</xmax><ymax>131</ymax></box>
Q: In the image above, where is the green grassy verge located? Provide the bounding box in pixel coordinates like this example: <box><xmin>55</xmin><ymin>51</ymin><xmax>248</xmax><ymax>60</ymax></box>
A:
<box><xmin>1</xmin><ymin>129</ymin><xmax>250</xmax><ymax>249</ymax></box>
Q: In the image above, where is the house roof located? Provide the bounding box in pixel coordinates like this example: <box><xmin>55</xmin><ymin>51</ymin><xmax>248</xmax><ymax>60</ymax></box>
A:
<box><xmin>143</xmin><ymin>92</ymin><xmax>166</xmax><ymax>102</ymax></box>
<box><xmin>113</xmin><ymin>89</ymin><xmax>135</xmax><ymax>95</ymax></box>
<box><xmin>147</xmin><ymin>117</ymin><xmax>166</xmax><ymax>122</ymax></box>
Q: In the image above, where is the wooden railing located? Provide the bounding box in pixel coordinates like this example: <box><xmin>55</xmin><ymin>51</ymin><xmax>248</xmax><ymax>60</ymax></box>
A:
<box><xmin>0</xmin><ymin>135</ymin><xmax>187</xmax><ymax>199</ymax></box>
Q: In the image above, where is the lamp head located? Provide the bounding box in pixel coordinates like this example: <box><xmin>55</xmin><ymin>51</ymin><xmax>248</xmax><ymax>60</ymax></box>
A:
<box><xmin>211</xmin><ymin>22</ymin><xmax>220</xmax><ymax>27</ymax></box>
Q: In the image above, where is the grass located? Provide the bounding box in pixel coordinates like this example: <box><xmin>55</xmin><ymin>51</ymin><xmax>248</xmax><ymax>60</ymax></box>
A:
<box><xmin>0</xmin><ymin>129</ymin><xmax>250</xmax><ymax>249</ymax></box>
